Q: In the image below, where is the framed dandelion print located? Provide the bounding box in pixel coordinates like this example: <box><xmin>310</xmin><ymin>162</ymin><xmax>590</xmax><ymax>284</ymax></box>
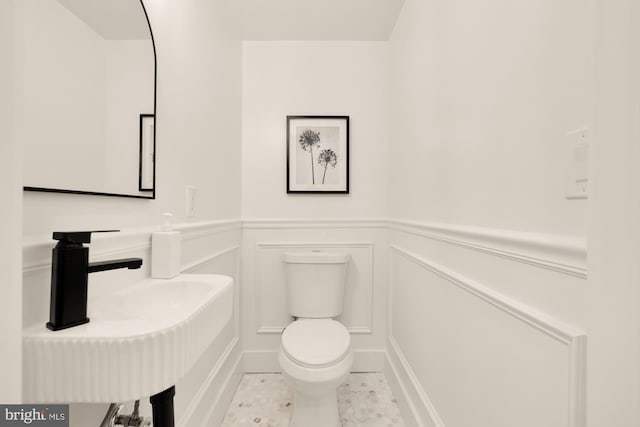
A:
<box><xmin>286</xmin><ymin>115</ymin><xmax>349</xmax><ymax>194</ymax></box>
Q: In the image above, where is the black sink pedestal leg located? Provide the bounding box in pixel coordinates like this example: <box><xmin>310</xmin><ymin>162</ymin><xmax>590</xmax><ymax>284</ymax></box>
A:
<box><xmin>150</xmin><ymin>385</ymin><xmax>175</xmax><ymax>427</ymax></box>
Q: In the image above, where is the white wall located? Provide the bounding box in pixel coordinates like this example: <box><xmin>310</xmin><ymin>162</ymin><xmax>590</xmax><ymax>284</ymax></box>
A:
<box><xmin>18</xmin><ymin>0</ymin><xmax>243</xmax><ymax>424</ymax></box>
<box><xmin>149</xmin><ymin>0</ymin><xmax>242</xmax><ymax>221</ymax></box>
<box><xmin>241</xmin><ymin>41</ymin><xmax>389</xmax><ymax>220</ymax></box>
<box><xmin>389</xmin><ymin>0</ymin><xmax>591</xmax><ymax>237</ymax></box>
<box><xmin>586</xmin><ymin>0</ymin><xmax>640</xmax><ymax>425</ymax></box>
<box><xmin>387</xmin><ymin>0</ymin><xmax>593</xmax><ymax>425</ymax></box>
<box><xmin>0</xmin><ymin>0</ymin><xmax>22</xmax><ymax>403</ymax></box>
<box><xmin>241</xmin><ymin>42</ymin><xmax>391</xmax><ymax>371</ymax></box>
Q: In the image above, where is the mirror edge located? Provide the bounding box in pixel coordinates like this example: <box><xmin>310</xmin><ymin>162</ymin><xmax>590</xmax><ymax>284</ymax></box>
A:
<box><xmin>24</xmin><ymin>186</ymin><xmax>155</xmax><ymax>199</ymax></box>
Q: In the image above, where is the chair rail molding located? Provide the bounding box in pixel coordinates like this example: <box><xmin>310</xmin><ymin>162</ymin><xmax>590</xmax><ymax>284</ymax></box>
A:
<box><xmin>22</xmin><ymin>219</ymin><xmax>242</xmax><ymax>273</ymax></box>
<box><xmin>389</xmin><ymin>219</ymin><xmax>588</xmax><ymax>279</ymax></box>
<box><xmin>183</xmin><ymin>246</ymin><xmax>240</xmax><ymax>273</ymax></box>
<box><xmin>242</xmin><ymin>218</ymin><xmax>388</xmax><ymax>229</ymax></box>
<box><xmin>242</xmin><ymin>218</ymin><xmax>587</xmax><ymax>278</ymax></box>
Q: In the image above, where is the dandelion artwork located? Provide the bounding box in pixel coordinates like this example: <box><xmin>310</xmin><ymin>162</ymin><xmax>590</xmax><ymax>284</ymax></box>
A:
<box><xmin>298</xmin><ymin>129</ymin><xmax>321</xmax><ymax>184</ymax></box>
<box><xmin>287</xmin><ymin>116</ymin><xmax>349</xmax><ymax>193</ymax></box>
<box><xmin>318</xmin><ymin>148</ymin><xmax>338</xmax><ymax>184</ymax></box>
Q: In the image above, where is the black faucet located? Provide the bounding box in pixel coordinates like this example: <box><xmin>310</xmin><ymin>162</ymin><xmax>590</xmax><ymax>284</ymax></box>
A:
<box><xmin>46</xmin><ymin>230</ymin><xmax>143</xmax><ymax>331</ymax></box>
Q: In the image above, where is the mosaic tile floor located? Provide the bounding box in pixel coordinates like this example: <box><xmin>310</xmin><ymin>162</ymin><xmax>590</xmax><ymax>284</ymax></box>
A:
<box><xmin>221</xmin><ymin>372</ymin><xmax>406</xmax><ymax>427</ymax></box>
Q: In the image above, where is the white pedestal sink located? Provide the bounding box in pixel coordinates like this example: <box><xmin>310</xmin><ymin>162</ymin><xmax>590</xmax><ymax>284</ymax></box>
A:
<box><xmin>23</xmin><ymin>274</ymin><xmax>233</xmax><ymax>403</ymax></box>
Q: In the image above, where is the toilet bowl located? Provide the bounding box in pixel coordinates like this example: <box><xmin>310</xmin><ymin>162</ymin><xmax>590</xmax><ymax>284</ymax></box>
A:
<box><xmin>278</xmin><ymin>319</ymin><xmax>353</xmax><ymax>427</ymax></box>
<box><xmin>279</xmin><ymin>252</ymin><xmax>352</xmax><ymax>427</ymax></box>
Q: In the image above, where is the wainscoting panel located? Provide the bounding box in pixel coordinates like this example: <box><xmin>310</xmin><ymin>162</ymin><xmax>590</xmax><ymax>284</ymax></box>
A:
<box><xmin>178</xmin><ymin>336</ymin><xmax>243</xmax><ymax>427</ymax></box>
<box><xmin>183</xmin><ymin>245</ymin><xmax>240</xmax><ymax>275</ymax></box>
<box><xmin>255</xmin><ymin>242</ymin><xmax>374</xmax><ymax>334</ymax></box>
<box><xmin>172</xmin><ymin>226</ymin><xmax>242</xmax><ymax>427</ymax></box>
<box><xmin>389</xmin><ymin>246</ymin><xmax>586</xmax><ymax>427</ymax></box>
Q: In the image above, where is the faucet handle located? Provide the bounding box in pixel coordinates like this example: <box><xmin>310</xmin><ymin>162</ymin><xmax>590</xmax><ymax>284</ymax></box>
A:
<box><xmin>52</xmin><ymin>230</ymin><xmax>120</xmax><ymax>245</ymax></box>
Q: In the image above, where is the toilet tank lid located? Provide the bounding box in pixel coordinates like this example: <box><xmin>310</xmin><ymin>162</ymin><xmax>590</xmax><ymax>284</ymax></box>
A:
<box><xmin>283</xmin><ymin>252</ymin><xmax>350</xmax><ymax>264</ymax></box>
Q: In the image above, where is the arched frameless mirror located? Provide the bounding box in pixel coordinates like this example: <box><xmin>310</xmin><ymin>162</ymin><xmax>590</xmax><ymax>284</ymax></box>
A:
<box><xmin>21</xmin><ymin>0</ymin><xmax>157</xmax><ymax>199</ymax></box>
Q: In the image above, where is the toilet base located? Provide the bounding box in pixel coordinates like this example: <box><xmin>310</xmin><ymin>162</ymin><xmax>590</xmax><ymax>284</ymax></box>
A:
<box><xmin>290</xmin><ymin>388</ymin><xmax>340</xmax><ymax>427</ymax></box>
<box><xmin>278</xmin><ymin>319</ymin><xmax>353</xmax><ymax>427</ymax></box>
<box><xmin>278</xmin><ymin>349</ymin><xmax>353</xmax><ymax>427</ymax></box>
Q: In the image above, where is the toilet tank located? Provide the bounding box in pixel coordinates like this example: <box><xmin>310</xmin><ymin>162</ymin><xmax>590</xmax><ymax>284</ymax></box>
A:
<box><xmin>283</xmin><ymin>252</ymin><xmax>350</xmax><ymax>318</ymax></box>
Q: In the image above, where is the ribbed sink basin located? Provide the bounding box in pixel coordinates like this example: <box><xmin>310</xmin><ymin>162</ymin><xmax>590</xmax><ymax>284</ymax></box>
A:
<box><xmin>23</xmin><ymin>274</ymin><xmax>233</xmax><ymax>403</ymax></box>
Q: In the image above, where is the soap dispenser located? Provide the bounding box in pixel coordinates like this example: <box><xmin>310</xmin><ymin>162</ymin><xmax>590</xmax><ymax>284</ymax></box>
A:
<box><xmin>152</xmin><ymin>213</ymin><xmax>181</xmax><ymax>279</ymax></box>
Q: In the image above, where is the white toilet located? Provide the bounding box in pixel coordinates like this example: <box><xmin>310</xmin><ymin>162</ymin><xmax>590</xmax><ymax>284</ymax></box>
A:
<box><xmin>278</xmin><ymin>252</ymin><xmax>353</xmax><ymax>427</ymax></box>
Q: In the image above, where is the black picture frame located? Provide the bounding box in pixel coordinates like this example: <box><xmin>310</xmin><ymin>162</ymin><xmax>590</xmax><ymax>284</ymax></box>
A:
<box><xmin>286</xmin><ymin>115</ymin><xmax>349</xmax><ymax>194</ymax></box>
<box><xmin>138</xmin><ymin>113</ymin><xmax>155</xmax><ymax>192</ymax></box>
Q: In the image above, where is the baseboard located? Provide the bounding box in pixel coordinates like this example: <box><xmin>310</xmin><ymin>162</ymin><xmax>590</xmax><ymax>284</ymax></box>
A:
<box><xmin>351</xmin><ymin>349</ymin><xmax>386</xmax><ymax>372</ymax></box>
<box><xmin>243</xmin><ymin>350</ymin><xmax>281</xmax><ymax>373</ymax></box>
<box><xmin>178</xmin><ymin>337</ymin><xmax>243</xmax><ymax>427</ymax></box>
<box><xmin>203</xmin><ymin>352</ymin><xmax>243</xmax><ymax>426</ymax></box>
<box><xmin>384</xmin><ymin>337</ymin><xmax>444</xmax><ymax>427</ymax></box>
<box><xmin>242</xmin><ymin>349</ymin><xmax>387</xmax><ymax>373</ymax></box>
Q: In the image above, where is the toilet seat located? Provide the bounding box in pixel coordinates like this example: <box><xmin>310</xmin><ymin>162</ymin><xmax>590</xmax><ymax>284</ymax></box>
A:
<box><xmin>281</xmin><ymin>319</ymin><xmax>350</xmax><ymax>368</ymax></box>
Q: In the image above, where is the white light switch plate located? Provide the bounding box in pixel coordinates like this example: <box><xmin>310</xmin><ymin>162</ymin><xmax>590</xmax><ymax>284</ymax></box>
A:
<box><xmin>566</xmin><ymin>128</ymin><xmax>589</xmax><ymax>200</ymax></box>
<box><xmin>186</xmin><ymin>185</ymin><xmax>197</xmax><ymax>217</ymax></box>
